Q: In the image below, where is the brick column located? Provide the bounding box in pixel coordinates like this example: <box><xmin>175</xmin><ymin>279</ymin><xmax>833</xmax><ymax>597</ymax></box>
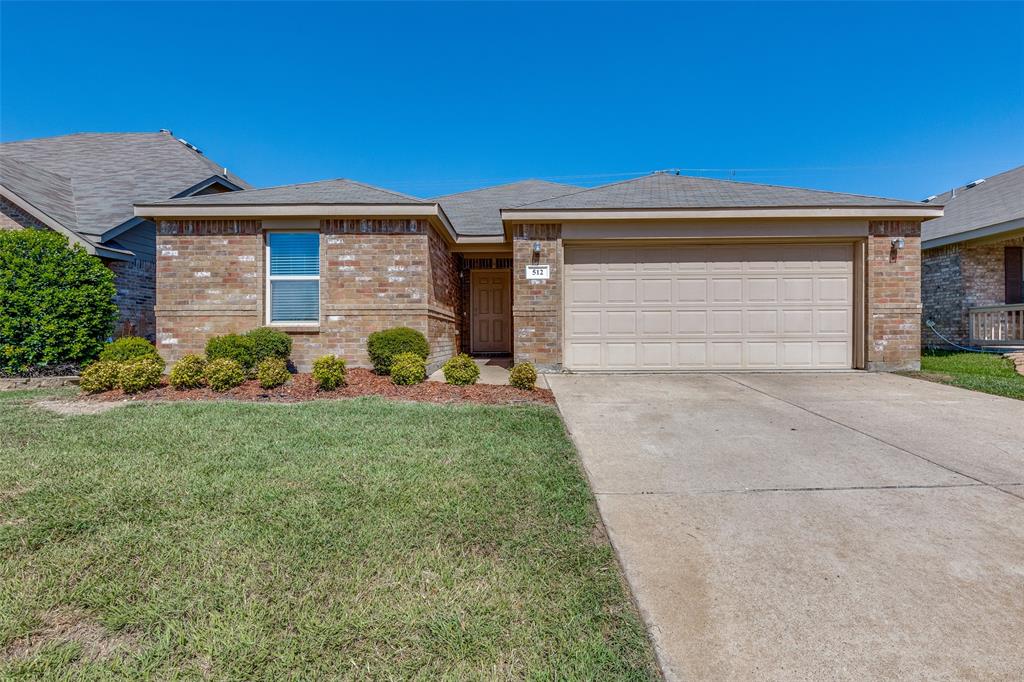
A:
<box><xmin>512</xmin><ymin>224</ymin><xmax>562</xmax><ymax>370</ymax></box>
<box><xmin>865</xmin><ymin>220</ymin><xmax>922</xmax><ymax>371</ymax></box>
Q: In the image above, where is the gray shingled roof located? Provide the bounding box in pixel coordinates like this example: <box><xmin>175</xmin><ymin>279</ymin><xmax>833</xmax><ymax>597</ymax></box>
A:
<box><xmin>516</xmin><ymin>172</ymin><xmax>929</xmax><ymax>210</ymax></box>
<box><xmin>921</xmin><ymin>165</ymin><xmax>1024</xmax><ymax>244</ymax></box>
<box><xmin>144</xmin><ymin>178</ymin><xmax>428</xmax><ymax>206</ymax></box>
<box><xmin>0</xmin><ymin>132</ymin><xmax>249</xmax><ymax>240</ymax></box>
<box><xmin>434</xmin><ymin>180</ymin><xmax>583</xmax><ymax>236</ymax></box>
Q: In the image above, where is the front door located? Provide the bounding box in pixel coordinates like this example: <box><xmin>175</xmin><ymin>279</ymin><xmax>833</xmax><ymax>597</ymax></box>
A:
<box><xmin>471</xmin><ymin>270</ymin><xmax>512</xmax><ymax>353</ymax></box>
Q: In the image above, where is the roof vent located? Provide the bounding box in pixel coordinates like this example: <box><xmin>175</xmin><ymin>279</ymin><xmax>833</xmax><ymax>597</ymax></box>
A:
<box><xmin>177</xmin><ymin>138</ymin><xmax>203</xmax><ymax>155</ymax></box>
<box><xmin>923</xmin><ymin>195</ymin><xmax>938</xmax><ymax>203</ymax></box>
<box><xmin>964</xmin><ymin>178</ymin><xmax>986</xmax><ymax>189</ymax></box>
<box><xmin>159</xmin><ymin>128</ymin><xmax>173</xmax><ymax>135</ymax></box>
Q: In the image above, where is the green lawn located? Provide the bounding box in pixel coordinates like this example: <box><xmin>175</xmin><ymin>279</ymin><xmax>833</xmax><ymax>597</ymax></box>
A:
<box><xmin>907</xmin><ymin>350</ymin><xmax>1024</xmax><ymax>400</ymax></box>
<box><xmin>0</xmin><ymin>392</ymin><xmax>656</xmax><ymax>680</ymax></box>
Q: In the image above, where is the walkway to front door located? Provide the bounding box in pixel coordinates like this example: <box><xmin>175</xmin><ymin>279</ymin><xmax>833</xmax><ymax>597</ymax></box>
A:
<box><xmin>470</xmin><ymin>270</ymin><xmax>511</xmax><ymax>353</ymax></box>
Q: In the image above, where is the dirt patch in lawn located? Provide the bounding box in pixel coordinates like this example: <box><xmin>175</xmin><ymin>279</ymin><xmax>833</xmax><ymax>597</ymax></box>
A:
<box><xmin>80</xmin><ymin>368</ymin><xmax>555</xmax><ymax>406</ymax></box>
<box><xmin>2</xmin><ymin>608</ymin><xmax>140</xmax><ymax>662</ymax></box>
<box><xmin>34</xmin><ymin>400</ymin><xmax>125</xmax><ymax>416</ymax></box>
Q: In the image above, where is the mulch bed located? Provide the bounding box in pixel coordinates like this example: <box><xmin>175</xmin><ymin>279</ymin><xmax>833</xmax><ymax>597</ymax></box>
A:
<box><xmin>80</xmin><ymin>368</ymin><xmax>555</xmax><ymax>406</ymax></box>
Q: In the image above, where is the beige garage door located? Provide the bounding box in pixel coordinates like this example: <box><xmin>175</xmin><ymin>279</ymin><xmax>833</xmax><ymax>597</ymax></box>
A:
<box><xmin>564</xmin><ymin>243</ymin><xmax>854</xmax><ymax>370</ymax></box>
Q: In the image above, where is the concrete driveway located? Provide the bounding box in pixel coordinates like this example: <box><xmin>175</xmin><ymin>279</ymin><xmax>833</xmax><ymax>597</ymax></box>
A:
<box><xmin>548</xmin><ymin>372</ymin><xmax>1024</xmax><ymax>681</ymax></box>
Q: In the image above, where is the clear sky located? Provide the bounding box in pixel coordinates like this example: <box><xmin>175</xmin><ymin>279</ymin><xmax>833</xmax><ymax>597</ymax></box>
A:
<box><xmin>2</xmin><ymin>1</ymin><xmax>1022</xmax><ymax>200</ymax></box>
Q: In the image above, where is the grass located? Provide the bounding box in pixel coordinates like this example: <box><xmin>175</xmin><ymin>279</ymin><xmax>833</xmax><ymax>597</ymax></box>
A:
<box><xmin>0</xmin><ymin>392</ymin><xmax>656</xmax><ymax>680</ymax></box>
<box><xmin>905</xmin><ymin>350</ymin><xmax>1024</xmax><ymax>400</ymax></box>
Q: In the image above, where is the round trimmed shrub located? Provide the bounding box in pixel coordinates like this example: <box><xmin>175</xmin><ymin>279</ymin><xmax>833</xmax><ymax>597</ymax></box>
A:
<box><xmin>205</xmin><ymin>334</ymin><xmax>256</xmax><ymax>372</ymax></box>
<box><xmin>390</xmin><ymin>352</ymin><xmax>426</xmax><ymax>386</ymax></box>
<box><xmin>257</xmin><ymin>357</ymin><xmax>291</xmax><ymax>389</ymax></box>
<box><xmin>79</xmin><ymin>360</ymin><xmax>122</xmax><ymax>393</ymax></box>
<box><xmin>99</xmin><ymin>336</ymin><xmax>164</xmax><ymax>369</ymax></box>
<box><xmin>169</xmin><ymin>354</ymin><xmax>207</xmax><ymax>390</ymax></box>
<box><xmin>117</xmin><ymin>357</ymin><xmax>163</xmax><ymax>394</ymax></box>
<box><xmin>0</xmin><ymin>230</ymin><xmax>118</xmax><ymax>373</ymax></box>
<box><xmin>442</xmin><ymin>354</ymin><xmax>480</xmax><ymax>386</ymax></box>
<box><xmin>245</xmin><ymin>327</ymin><xmax>292</xmax><ymax>364</ymax></box>
<box><xmin>204</xmin><ymin>358</ymin><xmax>246</xmax><ymax>392</ymax></box>
<box><xmin>509</xmin><ymin>362</ymin><xmax>538</xmax><ymax>390</ymax></box>
<box><xmin>312</xmin><ymin>355</ymin><xmax>346</xmax><ymax>391</ymax></box>
<box><xmin>366</xmin><ymin>327</ymin><xmax>429</xmax><ymax>375</ymax></box>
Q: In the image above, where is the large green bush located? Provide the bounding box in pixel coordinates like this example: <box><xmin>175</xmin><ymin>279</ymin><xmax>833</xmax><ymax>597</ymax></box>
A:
<box><xmin>256</xmin><ymin>357</ymin><xmax>291</xmax><ymax>389</ymax></box>
<box><xmin>99</xmin><ymin>336</ymin><xmax>164</xmax><ymax>368</ymax></box>
<box><xmin>245</xmin><ymin>327</ymin><xmax>292</xmax><ymax>364</ymax></box>
<box><xmin>79</xmin><ymin>360</ymin><xmax>121</xmax><ymax>393</ymax></box>
<box><xmin>205</xmin><ymin>334</ymin><xmax>256</xmax><ymax>372</ymax></box>
<box><xmin>509</xmin><ymin>362</ymin><xmax>538</xmax><ymax>390</ymax></box>
<box><xmin>169</xmin><ymin>354</ymin><xmax>207</xmax><ymax>390</ymax></box>
<box><xmin>442</xmin><ymin>354</ymin><xmax>480</xmax><ymax>386</ymax></box>
<box><xmin>203</xmin><ymin>358</ymin><xmax>246</xmax><ymax>392</ymax></box>
<box><xmin>312</xmin><ymin>355</ymin><xmax>346</xmax><ymax>390</ymax></box>
<box><xmin>118</xmin><ymin>357</ymin><xmax>163</xmax><ymax>394</ymax></box>
<box><xmin>390</xmin><ymin>352</ymin><xmax>426</xmax><ymax>386</ymax></box>
<box><xmin>366</xmin><ymin>327</ymin><xmax>429</xmax><ymax>375</ymax></box>
<box><xmin>0</xmin><ymin>230</ymin><xmax>118</xmax><ymax>372</ymax></box>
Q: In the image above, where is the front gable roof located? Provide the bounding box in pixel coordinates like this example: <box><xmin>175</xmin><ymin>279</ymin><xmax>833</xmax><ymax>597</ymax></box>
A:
<box><xmin>515</xmin><ymin>172</ymin><xmax>931</xmax><ymax>210</ymax></box>
<box><xmin>146</xmin><ymin>178</ymin><xmax>427</xmax><ymax>207</ymax></box>
<box><xmin>921</xmin><ymin>165</ymin><xmax>1024</xmax><ymax>248</ymax></box>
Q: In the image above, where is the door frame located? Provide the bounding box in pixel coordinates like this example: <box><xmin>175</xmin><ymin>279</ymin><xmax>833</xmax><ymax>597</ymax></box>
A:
<box><xmin>470</xmin><ymin>268</ymin><xmax>513</xmax><ymax>354</ymax></box>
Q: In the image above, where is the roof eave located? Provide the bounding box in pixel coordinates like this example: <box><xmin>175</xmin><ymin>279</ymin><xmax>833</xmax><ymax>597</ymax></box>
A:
<box><xmin>500</xmin><ymin>205</ymin><xmax>945</xmax><ymax>223</ymax></box>
<box><xmin>0</xmin><ymin>184</ymin><xmax>99</xmax><ymax>255</ymax></box>
<box><xmin>923</xmin><ymin>216</ymin><xmax>1024</xmax><ymax>250</ymax></box>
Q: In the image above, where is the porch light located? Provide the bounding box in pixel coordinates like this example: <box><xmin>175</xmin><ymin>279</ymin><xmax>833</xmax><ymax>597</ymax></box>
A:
<box><xmin>532</xmin><ymin>241</ymin><xmax>542</xmax><ymax>254</ymax></box>
<box><xmin>891</xmin><ymin>237</ymin><xmax>905</xmax><ymax>249</ymax></box>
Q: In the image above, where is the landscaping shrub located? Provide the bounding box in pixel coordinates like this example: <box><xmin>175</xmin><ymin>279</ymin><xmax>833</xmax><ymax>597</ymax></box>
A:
<box><xmin>312</xmin><ymin>355</ymin><xmax>346</xmax><ymax>390</ymax></box>
<box><xmin>390</xmin><ymin>352</ymin><xmax>426</xmax><ymax>386</ymax></box>
<box><xmin>204</xmin><ymin>358</ymin><xmax>246</xmax><ymax>392</ymax></box>
<box><xmin>118</xmin><ymin>357</ymin><xmax>164</xmax><ymax>394</ymax></box>
<box><xmin>509</xmin><ymin>362</ymin><xmax>538</xmax><ymax>390</ymax></box>
<box><xmin>79</xmin><ymin>360</ymin><xmax>122</xmax><ymax>393</ymax></box>
<box><xmin>442</xmin><ymin>354</ymin><xmax>480</xmax><ymax>386</ymax></box>
<box><xmin>0</xmin><ymin>230</ymin><xmax>118</xmax><ymax>373</ymax></box>
<box><xmin>366</xmin><ymin>327</ymin><xmax>429</xmax><ymax>374</ymax></box>
<box><xmin>99</xmin><ymin>336</ymin><xmax>164</xmax><ymax>368</ymax></box>
<box><xmin>205</xmin><ymin>334</ymin><xmax>256</xmax><ymax>372</ymax></box>
<box><xmin>169</xmin><ymin>354</ymin><xmax>207</xmax><ymax>390</ymax></box>
<box><xmin>257</xmin><ymin>357</ymin><xmax>291</xmax><ymax>389</ymax></box>
<box><xmin>245</xmin><ymin>327</ymin><xmax>292</xmax><ymax>364</ymax></box>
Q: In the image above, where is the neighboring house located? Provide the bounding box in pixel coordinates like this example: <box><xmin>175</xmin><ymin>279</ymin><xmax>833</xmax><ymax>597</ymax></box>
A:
<box><xmin>0</xmin><ymin>131</ymin><xmax>248</xmax><ymax>339</ymax></box>
<box><xmin>134</xmin><ymin>173</ymin><xmax>941</xmax><ymax>373</ymax></box>
<box><xmin>921</xmin><ymin>165</ymin><xmax>1024</xmax><ymax>348</ymax></box>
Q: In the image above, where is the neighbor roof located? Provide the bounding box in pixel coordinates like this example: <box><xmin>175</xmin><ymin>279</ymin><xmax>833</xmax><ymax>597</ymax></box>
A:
<box><xmin>515</xmin><ymin>172</ymin><xmax>931</xmax><ymax>210</ymax></box>
<box><xmin>143</xmin><ymin>178</ymin><xmax>428</xmax><ymax>207</ymax></box>
<box><xmin>921</xmin><ymin>165</ymin><xmax>1024</xmax><ymax>247</ymax></box>
<box><xmin>0</xmin><ymin>132</ymin><xmax>248</xmax><ymax>244</ymax></box>
<box><xmin>434</xmin><ymin>180</ymin><xmax>583</xmax><ymax>236</ymax></box>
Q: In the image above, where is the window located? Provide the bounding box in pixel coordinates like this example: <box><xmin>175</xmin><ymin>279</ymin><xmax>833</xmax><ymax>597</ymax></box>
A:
<box><xmin>1006</xmin><ymin>247</ymin><xmax>1023</xmax><ymax>305</ymax></box>
<box><xmin>267</xmin><ymin>232</ymin><xmax>319</xmax><ymax>324</ymax></box>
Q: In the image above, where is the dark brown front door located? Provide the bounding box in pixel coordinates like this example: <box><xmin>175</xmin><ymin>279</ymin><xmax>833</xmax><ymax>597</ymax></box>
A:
<box><xmin>471</xmin><ymin>270</ymin><xmax>512</xmax><ymax>353</ymax></box>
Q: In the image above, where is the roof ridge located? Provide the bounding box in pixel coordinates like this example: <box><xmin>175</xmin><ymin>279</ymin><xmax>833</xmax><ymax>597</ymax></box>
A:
<box><xmin>433</xmin><ymin>178</ymin><xmax>577</xmax><ymax>200</ymax></box>
<box><xmin>668</xmin><ymin>172</ymin><xmax>922</xmax><ymax>204</ymax></box>
<box><xmin>340</xmin><ymin>177</ymin><xmax>428</xmax><ymax>203</ymax></box>
<box><xmin>513</xmin><ymin>173</ymin><xmax>649</xmax><ymax>207</ymax></box>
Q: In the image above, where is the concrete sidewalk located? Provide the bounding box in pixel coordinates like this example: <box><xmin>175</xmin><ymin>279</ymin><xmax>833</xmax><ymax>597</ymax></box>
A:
<box><xmin>549</xmin><ymin>372</ymin><xmax>1024</xmax><ymax>681</ymax></box>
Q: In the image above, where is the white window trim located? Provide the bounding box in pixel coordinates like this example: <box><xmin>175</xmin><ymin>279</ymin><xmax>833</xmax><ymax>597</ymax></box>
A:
<box><xmin>265</xmin><ymin>231</ymin><xmax>321</xmax><ymax>326</ymax></box>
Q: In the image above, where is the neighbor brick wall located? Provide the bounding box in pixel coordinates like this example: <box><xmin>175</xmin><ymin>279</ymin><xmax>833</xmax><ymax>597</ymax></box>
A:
<box><xmin>512</xmin><ymin>224</ymin><xmax>563</xmax><ymax>370</ymax></box>
<box><xmin>108</xmin><ymin>258</ymin><xmax>157</xmax><ymax>340</ymax></box>
<box><xmin>922</xmin><ymin>235</ymin><xmax>1024</xmax><ymax>347</ymax></box>
<box><xmin>155</xmin><ymin>218</ymin><xmax>460</xmax><ymax>372</ymax></box>
<box><xmin>865</xmin><ymin>220</ymin><xmax>922</xmax><ymax>371</ymax></box>
<box><xmin>1</xmin><ymin>197</ymin><xmax>37</xmax><ymax>230</ymax></box>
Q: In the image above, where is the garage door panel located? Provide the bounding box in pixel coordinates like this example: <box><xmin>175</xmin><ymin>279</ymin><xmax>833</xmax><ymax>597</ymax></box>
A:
<box><xmin>564</xmin><ymin>243</ymin><xmax>853</xmax><ymax>370</ymax></box>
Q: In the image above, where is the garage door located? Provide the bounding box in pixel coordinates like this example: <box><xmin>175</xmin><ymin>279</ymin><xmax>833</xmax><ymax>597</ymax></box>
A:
<box><xmin>564</xmin><ymin>243</ymin><xmax>854</xmax><ymax>370</ymax></box>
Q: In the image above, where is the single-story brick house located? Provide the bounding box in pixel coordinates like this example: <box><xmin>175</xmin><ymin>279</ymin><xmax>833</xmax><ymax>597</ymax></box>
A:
<box><xmin>921</xmin><ymin>165</ymin><xmax>1024</xmax><ymax>349</ymax></box>
<box><xmin>0</xmin><ymin>132</ymin><xmax>248</xmax><ymax>338</ymax></box>
<box><xmin>135</xmin><ymin>173</ymin><xmax>942</xmax><ymax>373</ymax></box>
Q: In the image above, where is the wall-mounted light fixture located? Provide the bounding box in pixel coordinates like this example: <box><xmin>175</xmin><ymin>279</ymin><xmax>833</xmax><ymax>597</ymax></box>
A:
<box><xmin>891</xmin><ymin>237</ymin><xmax>905</xmax><ymax>250</ymax></box>
<box><xmin>532</xmin><ymin>241</ymin><xmax>542</xmax><ymax>254</ymax></box>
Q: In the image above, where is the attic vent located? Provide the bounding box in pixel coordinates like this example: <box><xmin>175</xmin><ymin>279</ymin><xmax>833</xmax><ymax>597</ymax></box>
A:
<box><xmin>177</xmin><ymin>138</ymin><xmax>203</xmax><ymax>155</ymax></box>
<box><xmin>965</xmin><ymin>178</ymin><xmax>986</xmax><ymax>189</ymax></box>
<box><xmin>159</xmin><ymin>128</ymin><xmax>173</xmax><ymax>135</ymax></box>
<box><xmin>923</xmin><ymin>195</ymin><xmax>938</xmax><ymax>203</ymax></box>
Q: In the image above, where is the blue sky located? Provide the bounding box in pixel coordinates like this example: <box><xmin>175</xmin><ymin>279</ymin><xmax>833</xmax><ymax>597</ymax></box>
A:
<box><xmin>2</xmin><ymin>2</ymin><xmax>1022</xmax><ymax>200</ymax></box>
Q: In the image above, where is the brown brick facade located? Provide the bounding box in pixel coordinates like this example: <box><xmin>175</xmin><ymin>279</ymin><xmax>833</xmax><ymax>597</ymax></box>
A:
<box><xmin>865</xmin><ymin>220</ymin><xmax>922</xmax><ymax>371</ymax></box>
<box><xmin>155</xmin><ymin>218</ymin><xmax>460</xmax><ymax>372</ymax></box>
<box><xmin>512</xmin><ymin>224</ymin><xmax>563</xmax><ymax>370</ymax></box>
<box><xmin>1</xmin><ymin>197</ymin><xmax>38</xmax><ymax>231</ymax></box>
<box><xmin>922</xmin><ymin>235</ymin><xmax>1024</xmax><ymax>347</ymax></box>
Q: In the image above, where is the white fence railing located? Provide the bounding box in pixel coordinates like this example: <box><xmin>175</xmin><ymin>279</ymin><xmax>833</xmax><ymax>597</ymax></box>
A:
<box><xmin>969</xmin><ymin>304</ymin><xmax>1024</xmax><ymax>345</ymax></box>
